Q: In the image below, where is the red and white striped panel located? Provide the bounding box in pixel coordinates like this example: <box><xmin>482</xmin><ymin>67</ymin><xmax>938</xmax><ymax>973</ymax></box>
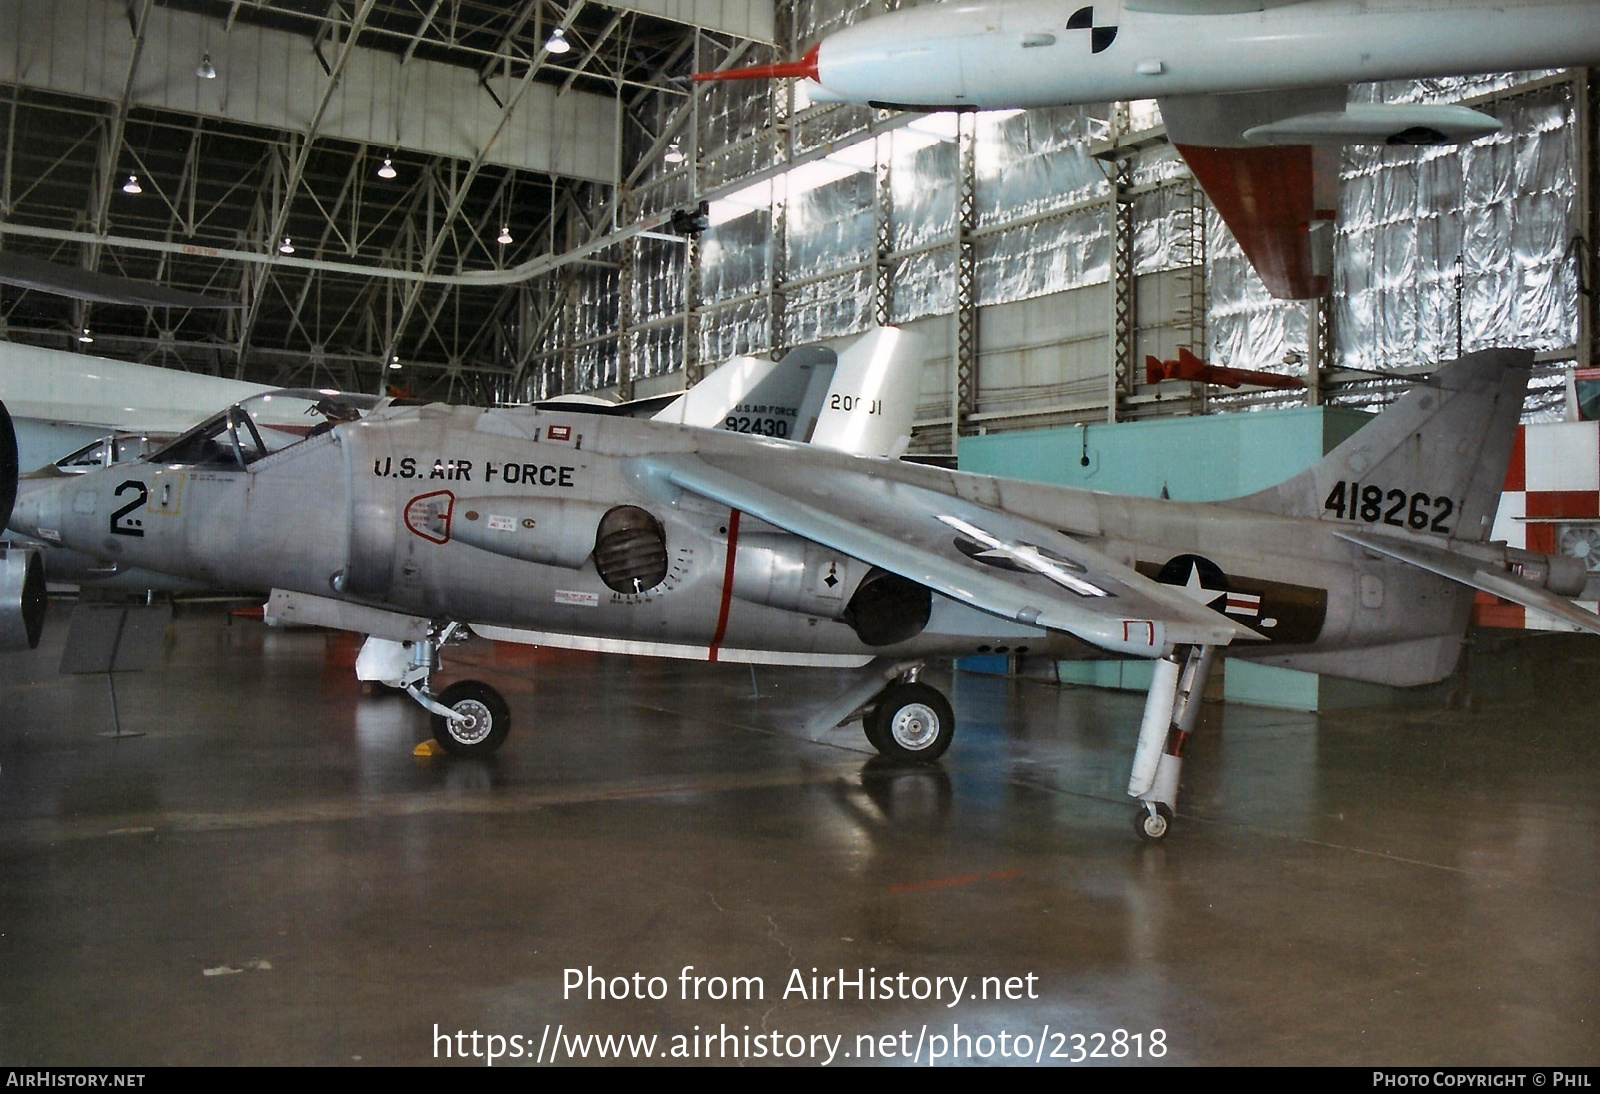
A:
<box><xmin>1477</xmin><ymin>421</ymin><xmax>1600</xmax><ymax>630</ymax></box>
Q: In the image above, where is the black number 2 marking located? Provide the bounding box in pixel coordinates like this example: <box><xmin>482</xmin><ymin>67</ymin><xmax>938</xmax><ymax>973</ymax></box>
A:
<box><xmin>109</xmin><ymin>480</ymin><xmax>148</xmax><ymax>538</ymax></box>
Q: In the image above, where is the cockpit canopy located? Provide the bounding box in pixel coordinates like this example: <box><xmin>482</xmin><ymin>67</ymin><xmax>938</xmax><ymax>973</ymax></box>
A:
<box><xmin>148</xmin><ymin>389</ymin><xmax>380</xmax><ymax>469</ymax></box>
<box><xmin>54</xmin><ymin>432</ymin><xmax>171</xmax><ymax>473</ymax></box>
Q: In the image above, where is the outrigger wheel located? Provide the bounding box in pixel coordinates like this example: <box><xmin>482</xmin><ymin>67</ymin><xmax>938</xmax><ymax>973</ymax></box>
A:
<box><xmin>1134</xmin><ymin>802</ymin><xmax>1174</xmax><ymax>842</ymax></box>
<box><xmin>430</xmin><ymin>680</ymin><xmax>510</xmax><ymax>757</ymax></box>
<box><xmin>865</xmin><ymin>681</ymin><xmax>955</xmax><ymax>763</ymax></box>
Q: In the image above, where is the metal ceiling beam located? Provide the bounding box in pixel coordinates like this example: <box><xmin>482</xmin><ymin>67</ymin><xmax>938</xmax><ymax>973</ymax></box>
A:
<box><xmin>402</xmin><ymin>0</ymin><xmax>449</xmax><ymax>64</ymax></box>
<box><xmin>558</xmin><ymin>10</ymin><xmax>627</xmax><ymax>96</ymax></box>
<box><xmin>380</xmin><ymin>0</ymin><xmax>587</xmax><ymax>363</ymax></box>
<box><xmin>85</xmin><ymin>0</ymin><xmax>155</xmax><ymax>269</ymax></box>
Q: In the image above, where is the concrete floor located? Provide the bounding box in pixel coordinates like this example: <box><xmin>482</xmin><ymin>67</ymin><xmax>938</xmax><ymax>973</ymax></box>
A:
<box><xmin>0</xmin><ymin>600</ymin><xmax>1596</xmax><ymax>1067</ymax></box>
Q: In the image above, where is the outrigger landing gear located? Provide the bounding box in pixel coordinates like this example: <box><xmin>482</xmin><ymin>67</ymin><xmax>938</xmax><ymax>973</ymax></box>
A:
<box><xmin>1126</xmin><ymin>644</ymin><xmax>1216</xmax><ymax>841</ymax></box>
<box><xmin>355</xmin><ymin>623</ymin><xmax>511</xmax><ymax>757</ymax></box>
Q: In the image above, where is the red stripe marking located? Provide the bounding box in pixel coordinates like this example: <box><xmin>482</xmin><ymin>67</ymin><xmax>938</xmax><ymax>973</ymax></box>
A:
<box><xmin>1472</xmin><ymin>592</ymin><xmax>1527</xmax><ymax>630</ymax></box>
<box><xmin>888</xmin><ymin>870</ymin><xmax>1023</xmax><ymax>895</ymax></box>
<box><xmin>708</xmin><ymin>508</ymin><xmax>741</xmax><ymax>662</ymax></box>
<box><xmin>1504</xmin><ymin>426</ymin><xmax>1527</xmax><ymax>490</ymax></box>
<box><xmin>1524</xmin><ymin>490</ymin><xmax>1600</xmax><ymax>518</ymax></box>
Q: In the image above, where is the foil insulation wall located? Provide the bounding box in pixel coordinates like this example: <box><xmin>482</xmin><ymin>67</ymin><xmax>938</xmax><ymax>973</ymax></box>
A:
<box><xmin>527</xmin><ymin>0</ymin><xmax>1580</xmax><ymax>421</ymax></box>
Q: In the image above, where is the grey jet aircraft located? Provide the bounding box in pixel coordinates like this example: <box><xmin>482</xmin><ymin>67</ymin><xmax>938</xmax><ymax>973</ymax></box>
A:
<box><xmin>5</xmin><ymin>347</ymin><xmax>1596</xmax><ymax>839</ymax></box>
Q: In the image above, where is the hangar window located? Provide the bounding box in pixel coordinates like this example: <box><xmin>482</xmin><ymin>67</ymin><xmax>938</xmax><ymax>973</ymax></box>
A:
<box><xmin>149</xmin><ymin>390</ymin><xmax>379</xmax><ymax>469</ymax></box>
<box><xmin>593</xmin><ymin>506</ymin><xmax>669</xmax><ymax>594</ymax></box>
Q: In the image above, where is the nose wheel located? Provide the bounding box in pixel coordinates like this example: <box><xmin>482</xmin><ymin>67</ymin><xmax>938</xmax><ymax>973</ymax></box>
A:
<box><xmin>429</xmin><ymin>680</ymin><xmax>510</xmax><ymax>757</ymax></box>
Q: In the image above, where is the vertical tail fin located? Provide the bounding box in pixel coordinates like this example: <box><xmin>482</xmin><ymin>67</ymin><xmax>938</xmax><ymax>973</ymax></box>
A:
<box><xmin>1223</xmin><ymin>348</ymin><xmax>1532</xmax><ymax>543</ymax></box>
<box><xmin>808</xmin><ymin>326</ymin><xmax>922</xmax><ymax>459</ymax></box>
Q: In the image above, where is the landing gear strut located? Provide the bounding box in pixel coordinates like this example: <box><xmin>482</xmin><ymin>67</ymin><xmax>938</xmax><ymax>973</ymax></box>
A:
<box><xmin>356</xmin><ymin>623</ymin><xmax>512</xmax><ymax>757</ymax></box>
<box><xmin>1126</xmin><ymin>644</ymin><xmax>1216</xmax><ymax>841</ymax></box>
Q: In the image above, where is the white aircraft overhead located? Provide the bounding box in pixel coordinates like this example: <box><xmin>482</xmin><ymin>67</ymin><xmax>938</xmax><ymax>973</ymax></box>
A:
<box><xmin>696</xmin><ymin>0</ymin><xmax>1600</xmax><ymax>299</ymax></box>
<box><xmin>0</xmin><ymin>342</ymin><xmax>271</xmax><ymax>472</ymax></box>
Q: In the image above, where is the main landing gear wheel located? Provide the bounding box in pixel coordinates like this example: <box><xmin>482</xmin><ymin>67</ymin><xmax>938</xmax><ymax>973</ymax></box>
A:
<box><xmin>867</xmin><ymin>682</ymin><xmax>955</xmax><ymax>763</ymax></box>
<box><xmin>1134</xmin><ymin>802</ymin><xmax>1174</xmax><ymax>842</ymax></box>
<box><xmin>430</xmin><ymin>680</ymin><xmax>510</xmax><ymax>757</ymax></box>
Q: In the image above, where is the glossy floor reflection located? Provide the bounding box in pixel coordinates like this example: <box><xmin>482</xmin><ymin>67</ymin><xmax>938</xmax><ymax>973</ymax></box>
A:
<box><xmin>0</xmin><ymin>602</ymin><xmax>1595</xmax><ymax>1066</ymax></box>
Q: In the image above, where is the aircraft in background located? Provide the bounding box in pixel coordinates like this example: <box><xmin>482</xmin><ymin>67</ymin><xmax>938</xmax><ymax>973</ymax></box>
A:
<box><xmin>695</xmin><ymin>0</ymin><xmax>1600</xmax><ymax>300</ymax></box>
<box><xmin>8</xmin><ymin>347</ymin><xmax>1598</xmax><ymax>839</ymax></box>
<box><xmin>0</xmin><ymin>342</ymin><xmax>271</xmax><ymax>473</ymax></box>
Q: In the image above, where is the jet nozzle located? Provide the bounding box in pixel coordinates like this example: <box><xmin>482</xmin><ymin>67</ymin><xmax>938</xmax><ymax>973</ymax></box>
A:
<box><xmin>692</xmin><ymin>44</ymin><xmax>819</xmax><ymax>84</ymax></box>
<box><xmin>0</xmin><ymin>399</ymin><xmax>18</xmax><ymax>533</ymax></box>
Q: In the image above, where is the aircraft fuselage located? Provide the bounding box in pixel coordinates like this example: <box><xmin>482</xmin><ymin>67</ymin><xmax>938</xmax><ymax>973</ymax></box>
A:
<box><xmin>810</xmin><ymin>0</ymin><xmax>1600</xmax><ymax>110</ymax></box>
<box><xmin>11</xmin><ymin>403</ymin><xmax>1469</xmax><ymax>679</ymax></box>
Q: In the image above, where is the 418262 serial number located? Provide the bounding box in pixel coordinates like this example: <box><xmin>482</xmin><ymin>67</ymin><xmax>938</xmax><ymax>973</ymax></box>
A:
<box><xmin>1324</xmin><ymin>481</ymin><xmax>1457</xmax><ymax>534</ymax></box>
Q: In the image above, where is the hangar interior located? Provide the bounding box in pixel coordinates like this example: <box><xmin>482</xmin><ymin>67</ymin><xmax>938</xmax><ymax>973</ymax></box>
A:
<box><xmin>1</xmin><ymin>0</ymin><xmax>1599</xmax><ymax>1068</ymax></box>
<box><xmin>0</xmin><ymin>0</ymin><xmax>1592</xmax><ymax>433</ymax></box>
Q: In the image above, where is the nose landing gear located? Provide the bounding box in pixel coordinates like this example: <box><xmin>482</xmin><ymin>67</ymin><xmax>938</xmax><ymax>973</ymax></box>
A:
<box><xmin>357</xmin><ymin>623</ymin><xmax>512</xmax><ymax>757</ymax></box>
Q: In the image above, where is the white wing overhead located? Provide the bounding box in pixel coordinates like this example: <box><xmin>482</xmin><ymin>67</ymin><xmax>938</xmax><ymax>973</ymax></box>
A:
<box><xmin>645</xmin><ymin>453</ymin><xmax>1261</xmax><ymax>657</ymax></box>
<box><xmin>1124</xmin><ymin>1</ymin><xmax>1307</xmax><ymax>12</ymax></box>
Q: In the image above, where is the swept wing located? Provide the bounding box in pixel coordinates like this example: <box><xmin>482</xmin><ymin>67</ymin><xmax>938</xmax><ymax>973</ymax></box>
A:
<box><xmin>646</xmin><ymin>452</ymin><xmax>1260</xmax><ymax>656</ymax></box>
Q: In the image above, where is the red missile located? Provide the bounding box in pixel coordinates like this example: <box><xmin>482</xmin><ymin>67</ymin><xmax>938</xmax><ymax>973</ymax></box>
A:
<box><xmin>1145</xmin><ymin>347</ymin><xmax>1305</xmax><ymax>391</ymax></box>
<box><xmin>692</xmin><ymin>44</ymin><xmax>820</xmax><ymax>84</ymax></box>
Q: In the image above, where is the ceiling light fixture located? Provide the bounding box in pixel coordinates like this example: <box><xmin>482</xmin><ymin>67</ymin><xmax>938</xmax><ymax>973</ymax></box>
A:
<box><xmin>664</xmin><ymin>143</ymin><xmax>686</xmax><ymax>165</ymax></box>
<box><xmin>278</xmin><ymin>237</ymin><xmax>295</xmax><ymax>255</ymax></box>
<box><xmin>197</xmin><ymin>53</ymin><xmax>216</xmax><ymax>80</ymax></box>
<box><xmin>122</xmin><ymin>174</ymin><xmax>142</xmax><ymax>195</ymax></box>
<box><xmin>497</xmin><ymin>224</ymin><xmax>514</xmax><ymax>245</ymax></box>
<box><xmin>78</xmin><ymin>328</ymin><xmax>94</xmax><ymax>344</ymax></box>
<box><xmin>377</xmin><ymin>156</ymin><xmax>397</xmax><ymax>180</ymax></box>
<box><xmin>545</xmin><ymin>27</ymin><xmax>571</xmax><ymax>54</ymax></box>
<box><xmin>389</xmin><ymin>356</ymin><xmax>402</xmax><ymax>370</ymax></box>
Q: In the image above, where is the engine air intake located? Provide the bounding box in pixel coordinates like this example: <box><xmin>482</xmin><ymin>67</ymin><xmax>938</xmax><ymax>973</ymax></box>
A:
<box><xmin>593</xmin><ymin>506</ymin><xmax>668</xmax><ymax>595</ymax></box>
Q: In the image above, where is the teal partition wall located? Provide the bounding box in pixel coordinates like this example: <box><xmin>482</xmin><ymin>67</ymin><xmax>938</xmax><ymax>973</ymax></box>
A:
<box><xmin>957</xmin><ymin>405</ymin><xmax>1377</xmax><ymax>711</ymax></box>
<box><xmin>957</xmin><ymin>405</ymin><xmax>1372</xmax><ymax>502</ymax></box>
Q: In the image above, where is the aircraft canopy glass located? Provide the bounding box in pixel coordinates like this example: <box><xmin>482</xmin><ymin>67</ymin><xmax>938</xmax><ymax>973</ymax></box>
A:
<box><xmin>148</xmin><ymin>389</ymin><xmax>380</xmax><ymax>469</ymax></box>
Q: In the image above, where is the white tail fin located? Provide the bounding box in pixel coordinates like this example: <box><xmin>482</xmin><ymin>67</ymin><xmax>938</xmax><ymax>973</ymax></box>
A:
<box><xmin>808</xmin><ymin>326</ymin><xmax>922</xmax><ymax>459</ymax></box>
<box><xmin>1224</xmin><ymin>348</ymin><xmax>1532</xmax><ymax>543</ymax></box>
<box><xmin>651</xmin><ymin>346</ymin><xmax>834</xmax><ymax>441</ymax></box>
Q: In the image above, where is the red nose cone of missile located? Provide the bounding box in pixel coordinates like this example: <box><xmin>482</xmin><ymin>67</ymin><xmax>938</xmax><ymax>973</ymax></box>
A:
<box><xmin>692</xmin><ymin>43</ymin><xmax>820</xmax><ymax>84</ymax></box>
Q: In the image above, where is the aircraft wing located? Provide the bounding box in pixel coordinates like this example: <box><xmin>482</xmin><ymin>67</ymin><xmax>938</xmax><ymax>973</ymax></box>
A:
<box><xmin>647</xmin><ymin>453</ymin><xmax>1261</xmax><ymax>656</ymax></box>
<box><xmin>1337</xmin><ymin>531</ymin><xmax>1600</xmax><ymax>637</ymax></box>
<box><xmin>1126</xmin><ymin>1</ymin><xmax>1305</xmax><ymax>11</ymax></box>
<box><xmin>0</xmin><ymin>251</ymin><xmax>239</xmax><ymax>309</ymax></box>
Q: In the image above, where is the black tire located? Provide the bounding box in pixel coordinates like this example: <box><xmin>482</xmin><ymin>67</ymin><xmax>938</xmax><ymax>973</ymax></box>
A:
<box><xmin>430</xmin><ymin>680</ymin><xmax>510</xmax><ymax>757</ymax></box>
<box><xmin>868</xmin><ymin>682</ymin><xmax>954</xmax><ymax>762</ymax></box>
<box><xmin>1134</xmin><ymin>802</ymin><xmax>1174</xmax><ymax>842</ymax></box>
<box><xmin>862</xmin><ymin>705</ymin><xmax>889</xmax><ymax>752</ymax></box>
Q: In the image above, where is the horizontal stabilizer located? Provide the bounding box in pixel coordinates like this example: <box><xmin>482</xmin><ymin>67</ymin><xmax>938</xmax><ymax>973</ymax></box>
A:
<box><xmin>1243</xmin><ymin>104</ymin><xmax>1501</xmax><ymax>147</ymax></box>
<box><xmin>1337</xmin><ymin>531</ymin><xmax>1600</xmax><ymax>637</ymax></box>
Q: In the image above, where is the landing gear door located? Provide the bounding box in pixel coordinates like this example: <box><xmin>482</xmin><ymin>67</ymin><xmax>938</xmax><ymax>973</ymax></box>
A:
<box><xmin>338</xmin><ymin>428</ymin><xmax>399</xmax><ymax>598</ymax></box>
